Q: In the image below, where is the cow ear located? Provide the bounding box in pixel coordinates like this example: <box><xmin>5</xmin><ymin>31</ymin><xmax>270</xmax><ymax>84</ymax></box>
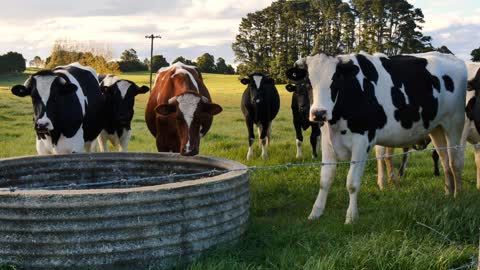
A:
<box><xmin>203</xmin><ymin>103</ymin><xmax>223</xmax><ymax>115</ymax></box>
<box><xmin>337</xmin><ymin>62</ymin><xmax>360</xmax><ymax>77</ymax></box>
<box><xmin>136</xmin><ymin>85</ymin><xmax>150</xmax><ymax>94</ymax></box>
<box><xmin>286</xmin><ymin>84</ymin><xmax>296</xmax><ymax>92</ymax></box>
<box><xmin>286</xmin><ymin>68</ymin><xmax>307</xmax><ymax>82</ymax></box>
<box><xmin>155</xmin><ymin>104</ymin><xmax>177</xmax><ymax>115</ymax></box>
<box><xmin>59</xmin><ymin>83</ymin><xmax>78</xmax><ymax>96</ymax></box>
<box><xmin>11</xmin><ymin>85</ymin><xmax>31</xmax><ymax>97</ymax></box>
<box><xmin>240</xmin><ymin>78</ymin><xmax>250</xmax><ymax>85</ymax></box>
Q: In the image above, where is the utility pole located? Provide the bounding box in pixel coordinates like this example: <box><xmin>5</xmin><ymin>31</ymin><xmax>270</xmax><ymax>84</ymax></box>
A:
<box><xmin>145</xmin><ymin>34</ymin><xmax>162</xmax><ymax>91</ymax></box>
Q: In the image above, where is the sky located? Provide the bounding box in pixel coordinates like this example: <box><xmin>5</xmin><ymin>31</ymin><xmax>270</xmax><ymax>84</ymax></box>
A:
<box><xmin>0</xmin><ymin>0</ymin><xmax>478</xmax><ymax>65</ymax></box>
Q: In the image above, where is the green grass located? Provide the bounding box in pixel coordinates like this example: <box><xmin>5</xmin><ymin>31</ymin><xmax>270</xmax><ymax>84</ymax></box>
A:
<box><xmin>1</xmin><ymin>69</ymin><xmax>479</xmax><ymax>270</ymax></box>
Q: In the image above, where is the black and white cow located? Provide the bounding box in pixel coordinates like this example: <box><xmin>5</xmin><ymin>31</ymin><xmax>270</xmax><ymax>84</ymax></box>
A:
<box><xmin>285</xmin><ymin>79</ymin><xmax>321</xmax><ymax>158</ymax></box>
<box><xmin>287</xmin><ymin>52</ymin><xmax>467</xmax><ymax>223</ymax></box>
<box><xmin>240</xmin><ymin>73</ymin><xmax>280</xmax><ymax>160</ymax></box>
<box><xmin>11</xmin><ymin>63</ymin><xmax>104</xmax><ymax>154</ymax></box>
<box><xmin>97</xmin><ymin>75</ymin><xmax>149</xmax><ymax>152</ymax></box>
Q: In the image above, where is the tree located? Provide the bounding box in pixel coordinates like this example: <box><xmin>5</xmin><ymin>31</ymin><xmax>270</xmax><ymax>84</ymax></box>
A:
<box><xmin>436</xmin><ymin>45</ymin><xmax>454</xmax><ymax>55</ymax></box>
<box><xmin>45</xmin><ymin>39</ymin><xmax>119</xmax><ymax>74</ymax></box>
<box><xmin>0</xmin><ymin>52</ymin><xmax>26</xmax><ymax>74</ymax></box>
<box><xmin>215</xmin><ymin>57</ymin><xmax>235</xmax><ymax>74</ymax></box>
<box><xmin>151</xmin><ymin>55</ymin><xmax>169</xmax><ymax>72</ymax></box>
<box><xmin>29</xmin><ymin>56</ymin><xmax>45</xmax><ymax>68</ymax></box>
<box><xmin>471</xmin><ymin>47</ymin><xmax>480</xmax><ymax>62</ymax></box>
<box><xmin>118</xmin><ymin>48</ymin><xmax>148</xmax><ymax>72</ymax></box>
<box><xmin>172</xmin><ymin>56</ymin><xmax>196</xmax><ymax>66</ymax></box>
<box><xmin>196</xmin><ymin>53</ymin><xmax>216</xmax><ymax>73</ymax></box>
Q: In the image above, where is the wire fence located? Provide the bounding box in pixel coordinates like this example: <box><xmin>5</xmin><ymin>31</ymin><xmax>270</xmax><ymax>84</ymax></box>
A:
<box><xmin>1</xmin><ymin>143</ymin><xmax>479</xmax><ymax>192</ymax></box>
<box><xmin>1</xmin><ymin>143</ymin><xmax>479</xmax><ymax>269</ymax></box>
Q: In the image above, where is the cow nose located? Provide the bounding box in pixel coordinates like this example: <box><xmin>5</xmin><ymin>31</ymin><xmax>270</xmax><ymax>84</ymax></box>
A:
<box><xmin>181</xmin><ymin>148</ymin><xmax>199</xmax><ymax>156</ymax></box>
<box><xmin>310</xmin><ymin>109</ymin><xmax>327</xmax><ymax>123</ymax></box>
<box><xmin>35</xmin><ymin>123</ymin><xmax>49</xmax><ymax>131</ymax></box>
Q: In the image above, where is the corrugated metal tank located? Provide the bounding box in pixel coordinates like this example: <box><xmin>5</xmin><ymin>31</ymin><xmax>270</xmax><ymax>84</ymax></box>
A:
<box><xmin>0</xmin><ymin>153</ymin><xmax>250</xmax><ymax>269</ymax></box>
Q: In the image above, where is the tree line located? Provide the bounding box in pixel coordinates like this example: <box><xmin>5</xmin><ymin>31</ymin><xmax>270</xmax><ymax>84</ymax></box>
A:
<box><xmin>233</xmin><ymin>0</ymin><xmax>442</xmax><ymax>82</ymax></box>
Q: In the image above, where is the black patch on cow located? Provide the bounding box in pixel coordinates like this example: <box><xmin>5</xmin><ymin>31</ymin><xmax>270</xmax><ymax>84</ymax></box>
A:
<box><xmin>356</xmin><ymin>54</ymin><xmax>379</xmax><ymax>84</ymax></box>
<box><xmin>341</xmin><ymin>130</ymin><xmax>347</xmax><ymax>135</ymax></box>
<box><xmin>380</xmin><ymin>56</ymin><xmax>438</xmax><ymax>129</ymax></box>
<box><xmin>329</xmin><ymin>60</ymin><xmax>387</xmax><ymax>142</ymax></box>
<box><xmin>466</xmin><ymin>96</ymin><xmax>476</xmax><ymax>121</ymax></box>
<box><xmin>367</xmin><ymin>145</ymin><xmax>371</xmax><ymax>153</ymax></box>
<box><xmin>431</xmin><ymin>75</ymin><xmax>440</xmax><ymax>92</ymax></box>
<box><xmin>443</xmin><ymin>75</ymin><xmax>454</xmax><ymax>92</ymax></box>
<box><xmin>55</xmin><ymin>65</ymin><xmax>105</xmax><ymax>142</ymax></box>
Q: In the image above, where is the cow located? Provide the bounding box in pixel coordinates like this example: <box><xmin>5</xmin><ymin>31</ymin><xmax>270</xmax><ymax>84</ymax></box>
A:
<box><xmin>285</xmin><ymin>79</ymin><xmax>321</xmax><ymax>159</ymax></box>
<box><xmin>463</xmin><ymin>62</ymin><xmax>480</xmax><ymax>190</ymax></box>
<box><xmin>240</xmin><ymin>73</ymin><xmax>280</xmax><ymax>160</ymax></box>
<box><xmin>286</xmin><ymin>52</ymin><xmax>467</xmax><ymax>223</ymax></box>
<box><xmin>11</xmin><ymin>62</ymin><xmax>104</xmax><ymax>155</ymax></box>
<box><xmin>145</xmin><ymin>62</ymin><xmax>222</xmax><ymax>156</ymax></box>
<box><xmin>97</xmin><ymin>74</ymin><xmax>149</xmax><ymax>152</ymax></box>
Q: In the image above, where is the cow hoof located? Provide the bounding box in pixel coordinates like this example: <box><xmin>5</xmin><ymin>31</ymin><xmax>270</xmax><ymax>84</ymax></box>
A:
<box><xmin>296</xmin><ymin>154</ymin><xmax>302</xmax><ymax>159</ymax></box>
<box><xmin>308</xmin><ymin>208</ymin><xmax>323</xmax><ymax>220</ymax></box>
<box><xmin>246</xmin><ymin>154</ymin><xmax>253</xmax><ymax>161</ymax></box>
<box><xmin>261</xmin><ymin>154</ymin><xmax>268</xmax><ymax>160</ymax></box>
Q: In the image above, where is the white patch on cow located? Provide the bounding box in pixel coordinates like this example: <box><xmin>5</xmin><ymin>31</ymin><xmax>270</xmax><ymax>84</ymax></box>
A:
<box><xmin>117</xmin><ymin>80</ymin><xmax>131</xmax><ymax>99</ymax></box>
<box><xmin>33</xmin><ymin>75</ymin><xmax>55</xmax><ymax>105</ymax></box>
<box><xmin>466</xmin><ymin>61</ymin><xmax>480</xmax><ymax>81</ymax></box>
<box><xmin>350</xmin><ymin>55</ymin><xmax>366</xmax><ymax>89</ymax></box>
<box><xmin>177</xmin><ymin>94</ymin><xmax>201</xmax><ymax>153</ymax></box>
<box><xmin>102</xmin><ymin>75</ymin><xmax>120</xmax><ymax>87</ymax></box>
<box><xmin>54</xmin><ymin>69</ymin><xmax>87</xmax><ymax>116</ymax></box>
<box><xmin>97</xmin><ymin>129</ymin><xmax>131</xmax><ymax>152</ymax></box>
<box><xmin>398</xmin><ymin>84</ymin><xmax>409</xmax><ymax>104</ymax></box>
<box><xmin>36</xmin><ymin>115</ymin><xmax>53</xmax><ymax>130</ymax></box>
<box><xmin>58</xmin><ymin>62</ymin><xmax>99</xmax><ymax>84</ymax></box>
<box><xmin>36</xmin><ymin>126</ymin><xmax>84</xmax><ymax>155</ymax></box>
<box><xmin>246</xmin><ymin>146</ymin><xmax>253</xmax><ymax>160</ymax></box>
<box><xmin>253</xmin><ymin>75</ymin><xmax>262</xmax><ymax>89</ymax></box>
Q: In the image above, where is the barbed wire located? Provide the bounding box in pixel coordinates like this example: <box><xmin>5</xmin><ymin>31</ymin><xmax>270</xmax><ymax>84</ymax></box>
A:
<box><xmin>1</xmin><ymin>143</ymin><xmax>479</xmax><ymax>192</ymax></box>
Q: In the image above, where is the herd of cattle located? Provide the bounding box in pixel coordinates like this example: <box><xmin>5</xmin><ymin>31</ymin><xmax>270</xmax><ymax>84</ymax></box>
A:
<box><xmin>9</xmin><ymin>51</ymin><xmax>480</xmax><ymax>223</ymax></box>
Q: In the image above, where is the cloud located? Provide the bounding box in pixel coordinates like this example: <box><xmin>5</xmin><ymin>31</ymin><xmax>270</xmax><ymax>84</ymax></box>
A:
<box><xmin>426</xmin><ymin>23</ymin><xmax>480</xmax><ymax>60</ymax></box>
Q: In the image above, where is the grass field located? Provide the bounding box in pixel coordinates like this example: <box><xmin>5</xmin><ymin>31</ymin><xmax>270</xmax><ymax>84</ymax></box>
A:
<box><xmin>0</xmin><ymin>69</ymin><xmax>479</xmax><ymax>270</ymax></box>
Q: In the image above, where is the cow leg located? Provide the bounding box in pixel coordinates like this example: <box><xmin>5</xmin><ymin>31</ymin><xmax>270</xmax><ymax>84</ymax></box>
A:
<box><xmin>246</xmin><ymin>118</ymin><xmax>255</xmax><ymax>160</ymax></box>
<box><xmin>294</xmin><ymin>115</ymin><xmax>304</xmax><ymax>159</ymax></box>
<box><xmin>84</xmin><ymin>140</ymin><xmax>97</xmax><ymax>153</ymax></box>
<box><xmin>345</xmin><ymin>135</ymin><xmax>370</xmax><ymax>224</ymax></box>
<box><xmin>266</xmin><ymin>121</ymin><xmax>272</xmax><ymax>147</ymax></box>
<box><xmin>310</xmin><ymin>124</ymin><xmax>321</xmax><ymax>159</ymax></box>
<box><xmin>119</xmin><ymin>130</ymin><xmax>131</xmax><ymax>152</ymax></box>
<box><xmin>432</xmin><ymin>150</ymin><xmax>440</xmax><ymax>176</ymax></box>
<box><xmin>308</xmin><ymin>125</ymin><xmax>337</xmax><ymax>220</ymax></box>
<box><xmin>98</xmin><ymin>130</ymin><xmax>108</xmax><ymax>152</ymax></box>
<box><xmin>474</xmin><ymin>144</ymin><xmax>480</xmax><ymax>190</ymax></box>
<box><xmin>445</xmin><ymin>120</ymin><xmax>466</xmax><ymax>197</ymax></box>
<box><xmin>375</xmin><ymin>146</ymin><xmax>386</xmax><ymax>190</ymax></box>
<box><xmin>429</xmin><ymin>127</ymin><xmax>455</xmax><ymax>195</ymax></box>
<box><xmin>399</xmin><ymin>147</ymin><xmax>410</xmax><ymax>178</ymax></box>
<box><xmin>260</xmin><ymin>121</ymin><xmax>269</xmax><ymax>160</ymax></box>
<box><xmin>385</xmin><ymin>147</ymin><xmax>397</xmax><ymax>184</ymax></box>
<box><xmin>36</xmin><ymin>139</ymin><xmax>52</xmax><ymax>155</ymax></box>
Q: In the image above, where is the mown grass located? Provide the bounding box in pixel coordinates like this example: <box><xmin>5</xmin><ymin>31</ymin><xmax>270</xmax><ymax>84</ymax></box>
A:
<box><xmin>0</xmin><ymin>69</ymin><xmax>479</xmax><ymax>270</ymax></box>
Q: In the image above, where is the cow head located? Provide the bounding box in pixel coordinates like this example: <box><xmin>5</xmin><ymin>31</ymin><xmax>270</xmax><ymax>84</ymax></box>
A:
<box><xmin>11</xmin><ymin>71</ymin><xmax>78</xmax><ymax>135</ymax></box>
<box><xmin>287</xmin><ymin>54</ymin><xmax>347</xmax><ymax>125</ymax></box>
<box><xmin>286</xmin><ymin>78</ymin><xmax>312</xmax><ymax>114</ymax></box>
<box><xmin>155</xmin><ymin>91</ymin><xmax>222</xmax><ymax>156</ymax></box>
<box><xmin>241</xmin><ymin>73</ymin><xmax>275</xmax><ymax>107</ymax></box>
<box><xmin>100</xmin><ymin>75</ymin><xmax>149</xmax><ymax>128</ymax></box>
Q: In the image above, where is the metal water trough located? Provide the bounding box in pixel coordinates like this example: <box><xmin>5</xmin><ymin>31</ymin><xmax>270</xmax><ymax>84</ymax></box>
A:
<box><xmin>0</xmin><ymin>153</ymin><xmax>249</xmax><ymax>269</ymax></box>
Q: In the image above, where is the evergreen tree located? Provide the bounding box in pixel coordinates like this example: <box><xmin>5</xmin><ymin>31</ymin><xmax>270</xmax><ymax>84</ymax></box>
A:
<box><xmin>471</xmin><ymin>47</ymin><xmax>480</xmax><ymax>62</ymax></box>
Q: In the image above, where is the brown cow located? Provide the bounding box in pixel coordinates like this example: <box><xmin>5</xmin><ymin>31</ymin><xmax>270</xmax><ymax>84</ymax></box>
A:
<box><xmin>145</xmin><ymin>62</ymin><xmax>222</xmax><ymax>156</ymax></box>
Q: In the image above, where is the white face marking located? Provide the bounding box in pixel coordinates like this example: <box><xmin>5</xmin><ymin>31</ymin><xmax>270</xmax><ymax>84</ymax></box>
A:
<box><xmin>116</xmin><ymin>80</ymin><xmax>132</xmax><ymax>99</ymax></box>
<box><xmin>307</xmin><ymin>54</ymin><xmax>339</xmax><ymax>121</ymax></box>
<box><xmin>177</xmin><ymin>94</ymin><xmax>201</xmax><ymax>152</ymax></box>
<box><xmin>33</xmin><ymin>75</ymin><xmax>56</xmax><ymax>105</ymax></box>
<box><xmin>253</xmin><ymin>75</ymin><xmax>262</xmax><ymax>89</ymax></box>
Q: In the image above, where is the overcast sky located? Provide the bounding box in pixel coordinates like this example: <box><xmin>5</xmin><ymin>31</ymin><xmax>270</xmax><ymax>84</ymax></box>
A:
<box><xmin>0</xmin><ymin>0</ymin><xmax>478</xmax><ymax>65</ymax></box>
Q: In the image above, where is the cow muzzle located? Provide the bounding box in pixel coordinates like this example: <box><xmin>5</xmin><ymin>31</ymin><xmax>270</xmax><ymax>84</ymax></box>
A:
<box><xmin>35</xmin><ymin>122</ymin><xmax>52</xmax><ymax>134</ymax></box>
<box><xmin>310</xmin><ymin>109</ymin><xmax>327</xmax><ymax>123</ymax></box>
<box><xmin>181</xmin><ymin>148</ymin><xmax>199</xmax><ymax>156</ymax></box>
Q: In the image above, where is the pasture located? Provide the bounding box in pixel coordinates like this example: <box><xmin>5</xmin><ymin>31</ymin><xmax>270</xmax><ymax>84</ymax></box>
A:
<box><xmin>0</xmin><ymin>69</ymin><xmax>479</xmax><ymax>270</ymax></box>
